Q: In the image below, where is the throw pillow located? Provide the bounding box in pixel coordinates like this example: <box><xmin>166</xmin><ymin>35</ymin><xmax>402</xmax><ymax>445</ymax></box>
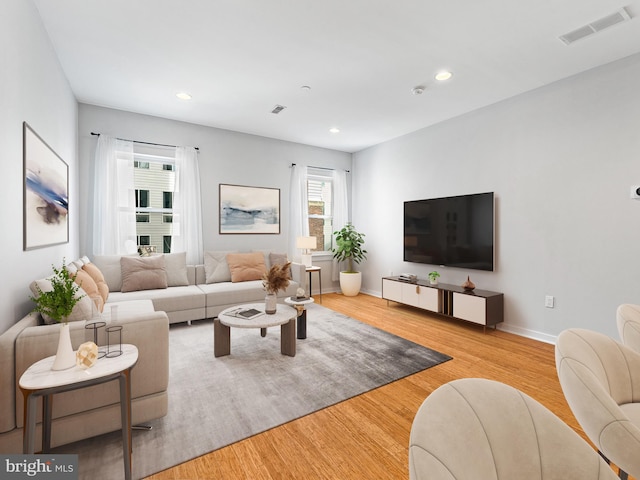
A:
<box><xmin>159</xmin><ymin>252</ymin><xmax>189</xmax><ymax>287</ymax></box>
<box><xmin>82</xmin><ymin>262</ymin><xmax>109</xmax><ymax>306</ymax></box>
<box><xmin>71</xmin><ymin>269</ymin><xmax>104</xmax><ymax>311</ymax></box>
<box><xmin>204</xmin><ymin>251</ymin><xmax>236</xmax><ymax>284</ymax></box>
<box><xmin>29</xmin><ymin>279</ymin><xmax>93</xmax><ymax>324</ymax></box>
<box><xmin>226</xmin><ymin>252</ymin><xmax>267</xmax><ymax>283</ymax></box>
<box><xmin>268</xmin><ymin>252</ymin><xmax>288</xmax><ymax>267</ymax></box>
<box><xmin>120</xmin><ymin>255</ymin><xmax>168</xmax><ymax>293</ymax></box>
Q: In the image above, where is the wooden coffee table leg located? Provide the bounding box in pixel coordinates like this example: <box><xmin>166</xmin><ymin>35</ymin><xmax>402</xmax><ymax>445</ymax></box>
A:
<box><xmin>214</xmin><ymin>318</ymin><xmax>231</xmax><ymax>357</ymax></box>
<box><xmin>281</xmin><ymin>318</ymin><xmax>296</xmax><ymax>357</ymax></box>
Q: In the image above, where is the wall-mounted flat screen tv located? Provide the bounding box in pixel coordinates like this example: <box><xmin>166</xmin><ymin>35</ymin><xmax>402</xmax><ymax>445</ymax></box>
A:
<box><xmin>404</xmin><ymin>192</ymin><xmax>494</xmax><ymax>271</ymax></box>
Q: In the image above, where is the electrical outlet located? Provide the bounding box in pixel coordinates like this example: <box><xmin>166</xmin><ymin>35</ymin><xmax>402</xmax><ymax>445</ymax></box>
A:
<box><xmin>545</xmin><ymin>295</ymin><xmax>555</xmax><ymax>308</ymax></box>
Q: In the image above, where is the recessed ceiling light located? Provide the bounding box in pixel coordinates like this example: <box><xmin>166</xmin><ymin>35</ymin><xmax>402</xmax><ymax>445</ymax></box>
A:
<box><xmin>411</xmin><ymin>86</ymin><xmax>425</xmax><ymax>95</ymax></box>
<box><xmin>435</xmin><ymin>71</ymin><xmax>453</xmax><ymax>81</ymax></box>
<box><xmin>301</xmin><ymin>85</ymin><xmax>311</xmax><ymax>92</ymax></box>
<box><xmin>176</xmin><ymin>92</ymin><xmax>192</xmax><ymax>100</ymax></box>
<box><xmin>329</xmin><ymin>127</ymin><xmax>340</xmax><ymax>134</ymax></box>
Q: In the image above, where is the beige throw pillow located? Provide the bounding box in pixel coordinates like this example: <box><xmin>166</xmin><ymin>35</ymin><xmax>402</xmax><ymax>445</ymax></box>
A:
<box><xmin>226</xmin><ymin>252</ymin><xmax>267</xmax><ymax>282</ymax></box>
<box><xmin>204</xmin><ymin>251</ymin><xmax>236</xmax><ymax>283</ymax></box>
<box><xmin>120</xmin><ymin>255</ymin><xmax>168</xmax><ymax>293</ymax></box>
<box><xmin>159</xmin><ymin>252</ymin><xmax>189</xmax><ymax>287</ymax></box>
<box><xmin>82</xmin><ymin>262</ymin><xmax>109</xmax><ymax>306</ymax></box>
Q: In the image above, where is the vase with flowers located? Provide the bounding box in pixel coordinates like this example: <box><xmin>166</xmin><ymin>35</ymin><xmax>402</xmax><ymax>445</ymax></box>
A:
<box><xmin>262</xmin><ymin>262</ymin><xmax>291</xmax><ymax>314</ymax></box>
<box><xmin>30</xmin><ymin>259</ymin><xmax>84</xmax><ymax>370</ymax></box>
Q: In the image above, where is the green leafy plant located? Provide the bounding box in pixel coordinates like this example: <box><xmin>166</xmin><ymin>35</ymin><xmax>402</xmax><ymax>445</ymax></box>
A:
<box><xmin>332</xmin><ymin>223</ymin><xmax>367</xmax><ymax>273</ymax></box>
<box><xmin>30</xmin><ymin>260</ymin><xmax>83</xmax><ymax>323</ymax></box>
<box><xmin>428</xmin><ymin>271</ymin><xmax>440</xmax><ymax>282</ymax></box>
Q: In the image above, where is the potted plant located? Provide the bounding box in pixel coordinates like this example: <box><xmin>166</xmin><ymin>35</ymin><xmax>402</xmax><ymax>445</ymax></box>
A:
<box><xmin>262</xmin><ymin>262</ymin><xmax>291</xmax><ymax>314</ymax></box>
<box><xmin>332</xmin><ymin>223</ymin><xmax>367</xmax><ymax>296</ymax></box>
<box><xmin>428</xmin><ymin>271</ymin><xmax>440</xmax><ymax>285</ymax></box>
<box><xmin>30</xmin><ymin>260</ymin><xmax>83</xmax><ymax>370</ymax></box>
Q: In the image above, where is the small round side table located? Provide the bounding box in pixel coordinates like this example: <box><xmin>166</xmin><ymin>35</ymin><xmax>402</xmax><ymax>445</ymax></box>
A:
<box><xmin>284</xmin><ymin>296</ymin><xmax>314</xmax><ymax>339</ymax></box>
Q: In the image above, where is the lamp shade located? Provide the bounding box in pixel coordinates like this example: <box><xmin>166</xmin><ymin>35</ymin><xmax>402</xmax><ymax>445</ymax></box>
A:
<box><xmin>296</xmin><ymin>236</ymin><xmax>316</xmax><ymax>250</ymax></box>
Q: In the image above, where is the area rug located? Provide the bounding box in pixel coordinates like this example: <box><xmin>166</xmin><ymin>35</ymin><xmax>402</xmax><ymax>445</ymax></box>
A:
<box><xmin>59</xmin><ymin>304</ymin><xmax>451</xmax><ymax>479</ymax></box>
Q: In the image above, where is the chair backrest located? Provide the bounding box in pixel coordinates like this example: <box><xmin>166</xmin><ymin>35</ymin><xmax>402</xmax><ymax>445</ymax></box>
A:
<box><xmin>617</xmin><ymin>304</ymin><xmax>640</xmax><ymax>353</ymax></box>
<box><xmin>409</xmin><ymin>378</ymin><xmax>618</xmax><ymax>480</ymax></box>
<box><xmin>555</xmin><ymin>328</ymin><xmax>640</xmax><ymax>479</ymax></box>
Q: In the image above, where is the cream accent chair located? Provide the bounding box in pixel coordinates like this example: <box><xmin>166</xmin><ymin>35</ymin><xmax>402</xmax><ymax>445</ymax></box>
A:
<box><xmin>409</xmin><ymin>378</ymin><xmax>618</xmax><ymax>480</ymax></box>
<box><xmin>556</xmin><ymin>328</ymin><xmax>640</xmax><ymax>480</ymax></box>
<box><xmin>617</xmin><ymin>304</ymin><xmax>640</xmax><ymax>353</ymax></box>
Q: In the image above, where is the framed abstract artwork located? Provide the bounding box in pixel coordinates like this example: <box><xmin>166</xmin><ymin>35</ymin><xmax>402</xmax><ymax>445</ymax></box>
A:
<box><xmin>23</xmin><ymin>122</ymin><xmax>69</xmax><ymax>250</ymax></box>
<box><xmin>219</xmin><ymin>184</ymin><xmax>280</xmax><ymax>234</ymax></box>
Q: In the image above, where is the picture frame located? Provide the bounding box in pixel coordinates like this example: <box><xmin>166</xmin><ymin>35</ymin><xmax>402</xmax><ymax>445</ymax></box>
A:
<box><xmin>23</xmin><ymin>122</ymin><xmax>69</xmax><ymax>250</ymax></box>
<box><xmin>219</xmin><ymin>184</ymin><xmax>280</xmax><ymax>234</ymax></box>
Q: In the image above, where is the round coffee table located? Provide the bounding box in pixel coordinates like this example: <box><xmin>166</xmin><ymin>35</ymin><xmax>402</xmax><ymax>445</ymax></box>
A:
<box><xmin>214</xmin><ymin>303</ymin><xmax>296</xmax><ymax>357</ymax></box>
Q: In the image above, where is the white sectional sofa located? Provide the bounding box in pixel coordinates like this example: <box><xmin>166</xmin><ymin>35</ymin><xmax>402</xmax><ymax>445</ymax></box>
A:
<box><xmin>92</xmin><ymin>250</ymin><xmax>305</xmax><ymax>324</ymax></box>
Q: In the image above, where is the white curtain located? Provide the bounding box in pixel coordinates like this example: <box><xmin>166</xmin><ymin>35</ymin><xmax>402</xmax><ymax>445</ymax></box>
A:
<box><xmin>171</xmin><ymin>146</ymin><xmax>203</xmax><ymax>264</ymax></box>
<box><xmin>332</xmin><ymin>169</ymin><xmax>349</xmax><ymax>281</ymax></box>
<box><xmin>288</xmin><ymin>164</ymin><xmax>309</xmax><ymax>262</ymax></box>
<box><xmin>92</xmin><ymin>135</ymin><xmax>136</xmax><ymax>255</ymax></box>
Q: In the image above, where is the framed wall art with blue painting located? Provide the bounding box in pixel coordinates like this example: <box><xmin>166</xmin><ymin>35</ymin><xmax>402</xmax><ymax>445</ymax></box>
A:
<box><xmin>219</xmin><ymin>184</ymin><xmax>280</xmax><ymax>234</ymax></box>
<box><xmin>23</xmin><ymin>122</ymin><xmax>69</xmax><ymax>250</ymax></box>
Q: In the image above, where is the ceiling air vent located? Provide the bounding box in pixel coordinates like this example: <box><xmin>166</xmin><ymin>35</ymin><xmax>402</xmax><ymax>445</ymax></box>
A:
<box><xmin>271</xmin><ymin>104</ymin><xmax>286</xmax><ymax>114</ymax></box>
<box><xmin>559</xmin><ymin>7</ymin><xmax>632</xmax><ymax>45</ymax></box>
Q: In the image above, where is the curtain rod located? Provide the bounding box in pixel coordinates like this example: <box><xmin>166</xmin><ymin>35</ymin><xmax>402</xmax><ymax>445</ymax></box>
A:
<box><xmin>291</xmin><ymin>163</ymin><xmax>349</xmax><ymax>173</ymax></box>
<box><xmin>90</xmin><ymin>132</ymin><xmax>199</xmax><ymax>151</ymax></box>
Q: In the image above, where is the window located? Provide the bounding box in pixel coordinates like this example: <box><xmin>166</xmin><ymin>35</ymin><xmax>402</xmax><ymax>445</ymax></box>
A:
<box><xmin>138</xmin><ymin>235</ymin><xmax>150</xmax><ymax>246</ymax></box>
<box><xmin>134</xmin><ymin>161</ymin><xmax>149</xmax><ymax>169</ymax></box>
<box><xmin>135</xmin><ymin>189</ymin><xmax>149</xmax><ymax>208</ymax></box>
<box><xmin>163</xmin><ymin>191</ymin><xmax>173</xmax><ymax>209</ymax></box>
<box><xmin>307</xmin><ymin>170</ymin><xmax>333</xmax><ymax>252</ymax></box>
<box><xmin>133</xmin><ymin>147</ymin><xmax>176</xmax><ymax>253</ymax></box>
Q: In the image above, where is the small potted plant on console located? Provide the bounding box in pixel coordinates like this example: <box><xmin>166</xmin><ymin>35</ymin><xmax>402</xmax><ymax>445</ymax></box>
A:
<box><xmin>428</xmin><ymin>271</ymin><xmax>440</xmax><ymax>285</ymax></box>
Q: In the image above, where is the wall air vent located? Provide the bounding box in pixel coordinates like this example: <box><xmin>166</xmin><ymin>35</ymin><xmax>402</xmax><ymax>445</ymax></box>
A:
<box><xmin>271</xmin><ymin>104</ymin><xmax>286</xmax><ymax>114</ymax></box>
<box><xmin>559</xmin><ymin>7</ymin><xmax>632</xmax><ymax>45</ymax></box>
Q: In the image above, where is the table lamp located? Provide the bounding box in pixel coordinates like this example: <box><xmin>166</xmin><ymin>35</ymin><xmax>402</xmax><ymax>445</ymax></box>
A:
<box><xmin>296</xmin><ymin>236</ymin><xmax>316</xmax><ymax>267</ymax></box>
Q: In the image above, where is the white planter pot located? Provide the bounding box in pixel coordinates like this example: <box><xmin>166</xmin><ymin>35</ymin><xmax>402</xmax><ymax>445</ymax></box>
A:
<box><xmin>52</xmin><ymin>322</ymin><xmax>76</xmax><ymax>371</ymax></box>
<box><xmin>340</xmin><ymin>271</ymin><xmax>362</xmax><ymax>297</ymax></box>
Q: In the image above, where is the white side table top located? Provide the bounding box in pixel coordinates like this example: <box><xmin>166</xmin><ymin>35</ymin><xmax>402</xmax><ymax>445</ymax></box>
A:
<box><xmin>219</xmin><ymin>303</ymin><xmax>295</xmax><ymax>329</ymax></box>
<box><xmin>284</xmin><ymin>296</ymin><xmax>315</xmax><ymax>306</ymax></box>
<box><xmin>19</xmin><ymin>344</ymin><xmax>138</xmax><ymax>391</ymax></box>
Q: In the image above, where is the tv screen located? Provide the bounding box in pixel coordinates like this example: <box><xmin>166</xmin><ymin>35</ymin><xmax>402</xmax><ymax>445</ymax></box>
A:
<box><xmin>404</xmin><ymin>192</ymin><xmax>494</xmax><ymax>271</ymax></box>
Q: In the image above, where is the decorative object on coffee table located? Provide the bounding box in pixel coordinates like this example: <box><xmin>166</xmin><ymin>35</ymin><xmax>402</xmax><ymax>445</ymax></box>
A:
<box><xmin>29</xmin><ymin>260</ymin><xmax>84</xmax><ymax>370</ymax></box>
<box><xmin>262</xmin><ymin>261</ymin><xmax>291</xmax><ymax>314</ymax></box>
<box><xmin>462</xmin><ymin>276</ymin><xmax>475</xmax><ymax>290</ymax></box>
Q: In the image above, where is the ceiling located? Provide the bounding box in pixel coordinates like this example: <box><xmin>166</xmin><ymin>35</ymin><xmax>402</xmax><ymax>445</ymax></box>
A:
<box><xmin>34</xmin><ymin>0</ymin><xmax>640</xmax><ymax>153</ymax></box>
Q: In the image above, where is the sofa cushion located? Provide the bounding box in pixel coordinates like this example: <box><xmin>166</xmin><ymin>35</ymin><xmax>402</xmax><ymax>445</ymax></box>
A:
<box><xmin>160</xmin><ymin>252</ymin><xmax>189</xmax><ymax>287</ymax></box>
<box><xmin>29</xmin><ymin>279</ymin><xmax>93</xmax><ymax>324</ymax></box>
<box><xmin>120</xmin><ymin>256</ymin><xmax>168</xmax><ymax>293</ymax></box>
<box><xmin>226</xmin><ymin>252</ymin><xmax>267</xmax><ymax>283</ymax></box>
<box><xmin>71</xmin><ymin>269</ymin><xmax>104</xmax><ymax>312</ymax></box>
<box><xmin>204</xmin><ymin>251</ymin><xmax>236</xmax><ymax>283</ymax></box>
<box><xmin>82</xmin><ymin>262</ymin><xmax>109</xmax><ymax>304</ymax></box>
<box><xmin>92</xmin><ymin>254</ymin><xmax>138</xmax><ymax>292</ymax></box>
<box><xmin>268</xmin><ymin>252</ymin><xmax>288</xmax><ymax>268</ymax></box>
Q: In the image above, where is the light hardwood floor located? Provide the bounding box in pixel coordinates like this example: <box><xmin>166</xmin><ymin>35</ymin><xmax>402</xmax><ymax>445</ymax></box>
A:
<box><xmin>145</xmin><ymin>293</ymin><xmax>622</xmax><ymax>479</ymax></box>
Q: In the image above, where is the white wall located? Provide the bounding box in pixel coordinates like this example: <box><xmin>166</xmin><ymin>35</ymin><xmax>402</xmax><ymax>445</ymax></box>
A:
<box><xmin>77</xmin><ymin>105</ymin><xmax>351</xmax><ymax>280</ymax></box>
<box><xmin>0</xmin><ymin>1</ymin><xmax>78</xmax><ymax>334</ymax></box>
<box><xmin>353</xmin><ymin>53</ymin><xmax>640</xmax><ymax>342</ymax></box>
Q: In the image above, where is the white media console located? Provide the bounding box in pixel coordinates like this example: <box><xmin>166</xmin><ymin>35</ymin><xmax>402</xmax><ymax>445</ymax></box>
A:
<box><xmin>382</xmin><ymin>276</ymin><xmax>504</xmax><ymax>331</ymax></box>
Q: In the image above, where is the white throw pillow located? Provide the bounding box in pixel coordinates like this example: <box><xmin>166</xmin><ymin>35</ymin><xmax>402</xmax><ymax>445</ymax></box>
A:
<box><xmin>204</xmin><ymin>251</ymin><xmax>236</xmax><ymax>283</ymax></box>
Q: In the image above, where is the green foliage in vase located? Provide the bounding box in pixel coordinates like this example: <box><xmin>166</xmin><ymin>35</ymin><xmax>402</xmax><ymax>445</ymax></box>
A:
<box><xmin>332</xmin><ymin>223</ymin><xmax>367</xmax><ymax>273</ymax></box>
<box><xmin>30</xmin><ymin>259</ymin><xmax>83</xmax><ymax>323</ymax></box>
